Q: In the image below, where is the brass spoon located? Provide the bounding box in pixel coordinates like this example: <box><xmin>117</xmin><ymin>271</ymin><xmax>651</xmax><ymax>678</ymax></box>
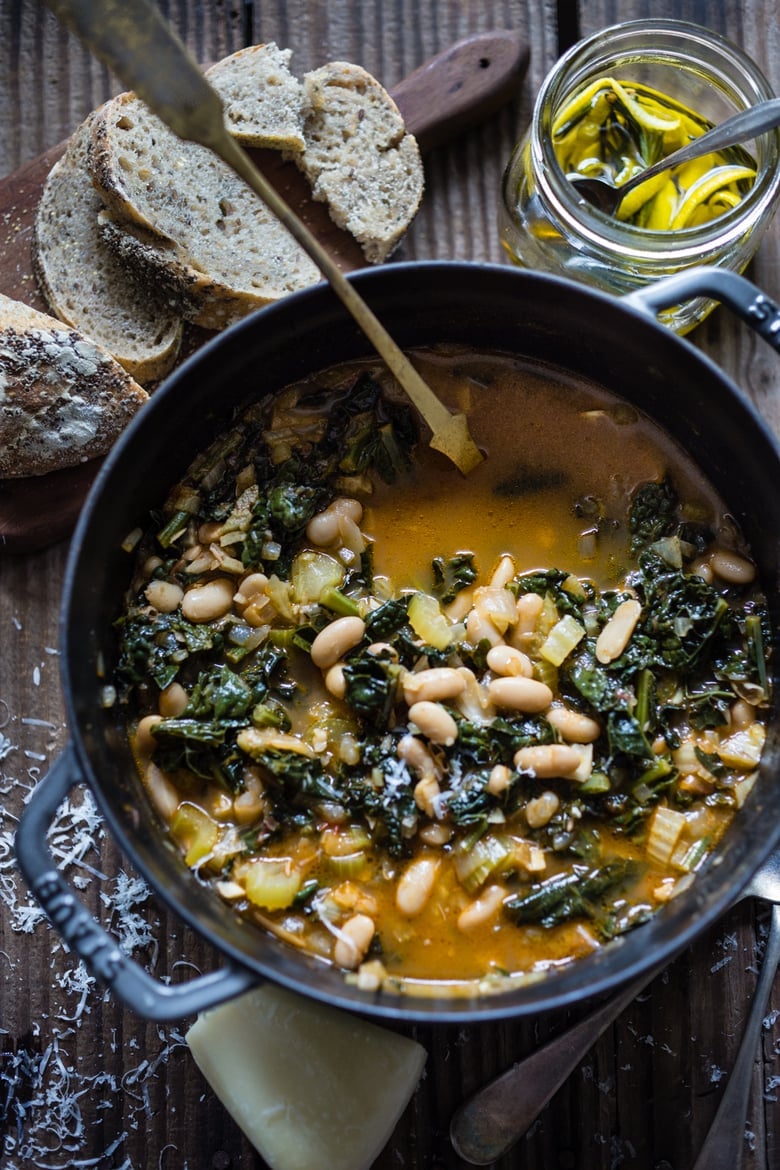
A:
<box><xmin>42</xmin><ymin>0</ymin><xmax>483</xmax><ymax>475</ymax></box>
<box><xmin>450</xmin><ymin>848</ymin><xmax>780</xmax><ymax>1165</ymax></box>
<box><xmin>570</xmin><ymin>97</ymin><xmax>780</xmax><ymax>217</ymax></box>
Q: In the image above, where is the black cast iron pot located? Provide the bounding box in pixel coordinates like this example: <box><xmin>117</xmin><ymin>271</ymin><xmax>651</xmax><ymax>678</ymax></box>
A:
<box><xmin>14</xmin><ymin>262</ymin><xmax>780</xmax><ymax>1022</ymax></box>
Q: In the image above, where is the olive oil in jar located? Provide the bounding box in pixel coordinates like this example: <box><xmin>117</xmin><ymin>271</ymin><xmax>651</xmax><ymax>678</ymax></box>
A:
<box><xmin>499</xmin><ymin>20</ymin><xmax>780</xmax><ymax>333</ymax></box>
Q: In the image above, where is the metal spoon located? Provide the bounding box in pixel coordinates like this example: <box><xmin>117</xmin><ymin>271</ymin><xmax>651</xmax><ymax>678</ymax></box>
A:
<box><xmin>570</xmin><ymin>97</ymin><xmax>780</xmax><ymax>217</ymax></box>
<box><xmin>41</xmin><ymin>0</ymin><xmax>483</xmax><ymax>475</ymax></box>
<box><xmin>450</xmin><ymin>847</ymin><xmax>780</xmax><ymax>1165</ymax></box>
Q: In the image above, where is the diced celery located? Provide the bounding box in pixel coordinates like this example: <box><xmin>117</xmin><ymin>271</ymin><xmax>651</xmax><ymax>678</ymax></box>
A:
<box><xmin>407</xmin><ymin>592</ymin><xmax>453</xmax><ymax>650</ymax></box>
<box><xmin>170</xmin><ymin>801</ymin><xmax>219</xmax><ymax>867</ymax></box>
<box><xmin>646</xmin><ymin>805</ymin><xmax>687</xmax><ymax>866</ymax></box>
<box><xmin>717</xmin><ymin>724</ymin><xmax>766</xmax><ymax>769</ymax></box>
<box><xmin>291</xmin><ymin>551</ymin><xmax>345</xmax><ymax>605</ymax></box>
<box><xmin>540</xmin><ymin>614</ymin><xmax>586</xmax><ymax>666</ymax></box>
<box><xmin>244</xmin><ymin>859</ymin><xmax>303</xmax><ymax>910</ymax></box>
<box><xmin>454</xmin><ymin>833</ymin><xmax>512</xmax><ymax>894</ymax></box>
<box><xmin>327</xmin><ymin>851</ymin><xmax>370</xmax><ymax>879</ymax></box>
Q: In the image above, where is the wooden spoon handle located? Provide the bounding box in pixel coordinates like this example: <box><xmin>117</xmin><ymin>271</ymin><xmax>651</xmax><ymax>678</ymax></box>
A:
<box><xmin>392</xmin><ymin>30</ymin><xmax>529</xmax><ymax>151</ymax></box>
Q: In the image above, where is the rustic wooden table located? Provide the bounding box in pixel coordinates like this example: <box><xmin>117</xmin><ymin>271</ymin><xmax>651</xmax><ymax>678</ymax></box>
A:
<box><xmin>2</xmin><ymin>2</ymin><xmax>779</xmax><ymax>1168</ymax></box>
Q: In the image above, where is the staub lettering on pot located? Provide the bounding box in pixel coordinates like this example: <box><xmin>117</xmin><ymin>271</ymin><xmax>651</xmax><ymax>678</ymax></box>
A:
<box><xmin>747</xmin><ymin>292</ymin><xmax>780</xmax><ymax>337</ymax></box>
<box><xmin>35</xmin><ymin>870</ymin><xmax>123</xmax><ymax>981</ymax></box>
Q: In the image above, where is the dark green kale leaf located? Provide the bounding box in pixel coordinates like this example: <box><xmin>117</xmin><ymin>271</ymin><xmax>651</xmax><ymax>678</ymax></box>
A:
<box><xmin>456</xmin><ymin>716</ymin><xmax>555</xmax><ymax>767</ymax></box>
<box><xmin>364</xmin><ymin>597</ymin><xmax>409</xmax><ymax>641</ymax></box>
<box><xmin>629</xmin><ymin>477</ymin><xmax>678</xmax><ymax>554</ymax></box>
<box><xmin>621</xmin><ymin>554</ymin><xmax>731</xmax><ymax>673</ymax></box>
<box><xmin>114</xmin><ymin>608</ymin><xmax>224</xmax><ymax>694</ymax></box>
<box><xmin>504</xmin><ymin>859</ymin><xmax>639</xmax><ymax>932</ymax></box>
<box><xmin>343</xmin><ymin>653</ymin><xmax>400</xmax><ymax>730</ymax></box>
<box><xmin>431</xmin><ymin>554</ymin><xmax>478</xmax><ymax>605</ymax></box>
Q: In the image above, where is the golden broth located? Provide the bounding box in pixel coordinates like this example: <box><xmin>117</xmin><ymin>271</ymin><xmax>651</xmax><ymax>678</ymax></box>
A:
<box><xmin>118</xmin><ymin>349</ymin><xmax>768</xmax><ymax>995</ymax></box>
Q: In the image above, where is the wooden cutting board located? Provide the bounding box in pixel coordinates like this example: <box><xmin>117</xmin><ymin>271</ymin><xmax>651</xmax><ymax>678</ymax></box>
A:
<box><xmin>0</xmin><ymin>31</ymin><xmax>529</xmax><ymax>556</ymax></box>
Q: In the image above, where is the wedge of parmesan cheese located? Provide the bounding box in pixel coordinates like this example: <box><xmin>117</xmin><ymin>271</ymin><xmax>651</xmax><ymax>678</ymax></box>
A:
<box><xmin>186</xmin><ymin>983</ymin><xmax>426</xmax><ymax>1170</ymax></box>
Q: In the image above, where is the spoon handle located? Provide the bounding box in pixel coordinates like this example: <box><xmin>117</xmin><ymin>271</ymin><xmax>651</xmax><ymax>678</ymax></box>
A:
<box><xmin>690</xmin><ymin>901</ymin><xmax>780</xmax><ymax>1170</ymax></box>
<box><xmin>625</xmin><ymin>97</ymin><xmax>780</xmax><ymax>194</ymax></box>
<box><xmin>449</xmin><ymin>961</ymin><xmax>667</xmax><ymax>1165</ymax></box>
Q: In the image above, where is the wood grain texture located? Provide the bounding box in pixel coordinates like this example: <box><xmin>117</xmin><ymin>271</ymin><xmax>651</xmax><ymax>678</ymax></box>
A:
<box><xmin>1</xmin><ymin>3</ymin><xmax>779</xmax><ymax>1169</ymax></box>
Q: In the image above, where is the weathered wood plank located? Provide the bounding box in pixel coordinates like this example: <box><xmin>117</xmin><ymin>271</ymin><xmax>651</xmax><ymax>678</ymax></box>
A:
<box><xmin>3</xmin><ymin>3</ymin><xmax>779</xmax><ymax>1169</ymax></box>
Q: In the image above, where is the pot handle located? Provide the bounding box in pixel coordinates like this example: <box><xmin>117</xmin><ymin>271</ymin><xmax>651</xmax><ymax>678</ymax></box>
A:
<box><xmin>14</xmin><ymin>744</ymin><xmax>258</xmax><ymax>1020</ymax></box>
<box><xmin>623</xmin><ymin>267</ymin><xmax>780</xmax><ymax>353</ymax></box>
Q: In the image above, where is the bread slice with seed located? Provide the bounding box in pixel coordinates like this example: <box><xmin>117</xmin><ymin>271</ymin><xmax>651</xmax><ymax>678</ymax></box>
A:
<box><xmin>205</xmin><ymin>42</ymin><xmax>306</xmax><ymax>151</ymax></box>
<box><xmin>32</xmin><ymin>113</ymin><xmax>183</xmax><ymax>385</ymax></box>
<box><xmin>88</xmin><ymin>91</ymin><xmax>321</xmax><ymax>329</ymax></box>
<box><xmin>290</xmin><ymin>62</ymin><xmax>424</xmax><ymax>263</ymax></box>
<box><xmin>0</xmin><ymin>292</ymin><xmax>148</xmax><ymax>477</ymax></box>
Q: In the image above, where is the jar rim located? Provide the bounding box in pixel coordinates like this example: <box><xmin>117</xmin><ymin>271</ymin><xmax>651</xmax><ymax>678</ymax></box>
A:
<box><xmin>529</xmin><ymin>18</ymin><xmax>780</xmax><ymax>261</ymax></box>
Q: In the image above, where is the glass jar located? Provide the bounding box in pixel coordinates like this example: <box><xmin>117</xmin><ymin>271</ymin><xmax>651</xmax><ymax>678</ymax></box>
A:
<box><xmin>499</xmin><ymin>20</ymin><xmax>780</xmax><ymax>333</ymax></box>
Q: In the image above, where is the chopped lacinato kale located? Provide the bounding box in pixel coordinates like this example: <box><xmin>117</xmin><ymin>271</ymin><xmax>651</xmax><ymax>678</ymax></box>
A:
<box><xmin>629</xmin><ymin>476</ymin><xmax>679</xmax><ymax>553</ymax></box>
<box><xmin>114</xmin><ymin>608</ymin><xmax>224</xmax><ymax>694</ymax></box>
<box><xmin>504</xmin><ymin>860</ymin><xmax>639</xmax><ymax>934</ymax></box>
<box><xmin>342</xmin><ymin>653</ymin><xmax>401</xmax><ymax>729</ymax></box>
<box><xmin>431</xmin><ymin>554</ymin><xmax>478</xmax><ymax>605</ymax></box>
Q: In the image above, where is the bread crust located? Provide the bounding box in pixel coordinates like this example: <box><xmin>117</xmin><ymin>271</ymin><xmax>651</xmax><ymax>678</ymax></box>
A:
<box><xmin>88</xmin><ymin>91</ymin><xmax>321</xmax><ymax>327</ymax></box>
<box><xmin>0</xmin><ymin>293</ymin><xmax>148</xmax><ymax>477</ymax></box>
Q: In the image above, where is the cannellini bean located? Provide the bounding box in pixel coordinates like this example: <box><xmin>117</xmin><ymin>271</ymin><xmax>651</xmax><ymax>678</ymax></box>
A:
<box><xmin>310</xmin><ymin>615</ymin><xmax>365</xmax><ymax>669</ymax></box>
<box><xmin>143</xmin><ymin>761</ymin><xmax>179</xmax><ymax>819</ymax></box>
<box><xmin>233</xmin><ymin>788</ymin><xmax>266</xmax><ymax>823</ymax></box>
<box><xmin>486</xmin><ymin>645</ymin><xmax>533</xmax><ymax>678</ymax></box>
<box><xmin>234</xmin><ymin>572</ymin><xmax>269</xmax><ymax>606</ymax></box>
<box><xmin>306</xmin><ymin>498</ymin><xmax>363</xmax><ymax>546</ymax></box>
<box><xmin>324</xmin><ymin>663</ymin><xmax>347</xmax><ymax>699</ymax></box>
<box><xmin>489</xmin><ymin>555</ymin><xmax>516</xmax><ymax>589</ymax></box>
<box><xmin>525</xmin><ymin>790</ymin><xmax>561</xmax><ymax>828</ymax></box>
<box><xmin>159</xmin><ymin>681</ymin><xmax>188</xmax><ymax>718</ymax></box>
<box><xmin>414</xmin><ymin>775</ymin><xmax>441</xmax><ymax>818</ymax></box>
<box><xmin>143</xmin><ymin>555</ymin><xmax>163</xmax><ymax>577</ymax></box>
<box><xmin>333</xmin><ymin>913</ymin><xmax>375</xmax><ymax>969</ymax></box>
<box><xmin>595</xmin><ymin>598</ymin><xmax>642</xmax><ymax>664</ymax></box>
<box><xmin>181</xmin><ymin>576</ymin><xmax>235</xmax><ymax>622</ymax></box>
<box><xmin>546</xmin><ymin>706</ymin><xmax>601</xmax><ymax>743</ymax></box>
<box><xmin>418</xmin><ymin>821</ymin><xmax>453</xmax><ymax>846</ymax></box>
<box><xmin>135</xmin><ymin>714</ymin><xmax>162</xmax><ymax>756</ymax></box>
<box><xmin>488</xmin><ymin>676</ymin><xmax>553</xmax><ymax>712</ymax></box>
<box><xmin>514</xmin><ymin>744</ymin><xmax>583</xmax><ymax>779</ymax></box>
<box><xmin>144</xmin><ymin>579</ymin><xmax>184</xmax><ymax>614</ymax></box>
<box><xmin>466</xmin><ymin>607</ymin><xmax>505</xmax><ymax>647</ymax></box>
<box><xmin>396</xmin><ymin>856</ymin><xmax>440</xmax><ymax>916</ymax></box>
<box><xmin>457</xmin><ymin>884</ymin><xmax>506</xmax><ymax>933</ymax></box>
<box><xmin>690</xmin><ymin>557</ymin><xmax>714</xmax><ymax>584</ymax></box>
<box><xmin>487</xmin><ymin>764</ymin><xmax>513</xmax><ymax>795</ymax></box>
<box><xmin>408</xmin><ymin>701</ymin><xmax>458</xmax><ymax>746</ymax></box>
<box><xmin>510</xmin><ymin>592</ymin><xmax>544</xmax><ymax>647</ymax></box>
<box><xmin>398</xmin><ymin>734</ymin><xmax>440</xmax><ymax>781</ymax></box>
<box><xmin>709</xmin><ymin>548</ymin><xmax>756</xmax><ymax>585</ymax></box>
<box><xmin>403</xmin><ymin>666</ymin><xmax>466</xmax><ymax>705</ymax></box>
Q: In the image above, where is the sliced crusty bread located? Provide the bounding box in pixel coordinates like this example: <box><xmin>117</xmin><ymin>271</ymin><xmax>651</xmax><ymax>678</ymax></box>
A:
<box><xmin>32</xmin><ymin>113</ymin><xmax>183</xmax><ymax>385</ymax></box>
<box><xmin>0</xmin><ymin>292</ymin><xmax>148</xmax><ymax>477</ymax></box>
<box><xmin>205</xmin><ymin>42</ymin><xmax>305</xmax><ymax>151</ymax></box>
<box><xmin>87</xmin><ymin>91</ymin><xmax>321</xmax><ymax>330</ymax></box>
<box><xmin>291</xmin><ymin>62</ymin><xmax>424</xmax><ymax>263</ymax></box>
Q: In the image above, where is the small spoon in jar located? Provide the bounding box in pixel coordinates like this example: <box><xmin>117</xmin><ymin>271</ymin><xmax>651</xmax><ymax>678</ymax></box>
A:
<box><xmin>450</xmin><ymin>847</ymin><xmax>780</xmax><ymax>1166</ymax></box>
<box><xmin>569</xmin><ymin>97</ymin><xmax>780</xmax><ymax>218</ymax></box>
